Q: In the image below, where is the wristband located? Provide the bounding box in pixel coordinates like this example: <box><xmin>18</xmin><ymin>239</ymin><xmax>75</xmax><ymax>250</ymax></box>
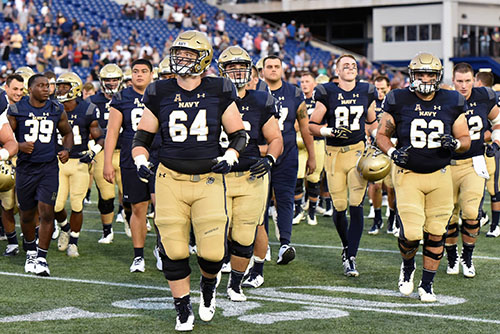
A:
<box><xmin>387</xmin><ymin>147</ymin><xmax>396</xmax><ymax>157</ymax></box>
<box><xmin>0</xmin><ymin>148</ymin><xmax>9</xmax><ymax>161</ymax></box>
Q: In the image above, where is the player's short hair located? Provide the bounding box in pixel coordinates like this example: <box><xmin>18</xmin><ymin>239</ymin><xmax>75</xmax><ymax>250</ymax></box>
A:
<box><xmin>131</xmin><ymin>58</ymin><xmax>153</xmax><ymax>72</ymax></box>
<box><xmin>28</xmin><ymin>73</ymin><xmax>47</xmax><ymax>88</ymax></box>
<box><xmin>82</xmin><ymin>82</ymin><xmax>96</xmax><ymax>92</ymax></box>
<box><xmin>300</xmin><ymin>71</ymin><xmax>315</xmax><ymax>79</ymax></box>
<box><xmin>336</xmin><ymin>54</ymin><xmax>357</xmax><ymax>67</ymax></box>
<box><xmin>374</xmin><ymin>75</ymin><xmax>390</xmax><ymax>86</ymax></box>
<box><xmin>250</xmin><ymin>65</ymin><xmax>258</xmax><ymax>78</ymax></box>
<box><xmin>262</xmin><ymin>55</ymin><xmax>282</xmax><ymax>68</ymax></box>
<box><xmin>453</xmin><ymin>62</ymin><xmax>474</xmax><ymax>77</ymax></box>
<box><xmin>475</xmin><ymin>71</ymin><xmax>494</xmax><ymax>87</ymax></box>
<box><xmin>5</xmin><ymin>73</ymin><xmax>24</xmax><ymax>86</ymax></box>
<box><xmin>44</xmin><ymin>70</ymin><xmax>56</xmax><ymax>80</ymax></box>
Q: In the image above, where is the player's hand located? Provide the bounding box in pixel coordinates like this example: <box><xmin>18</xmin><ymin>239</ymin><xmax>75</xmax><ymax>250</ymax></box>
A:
<box><xmin>58</xmin><ymin>149</ymin><xmax>70</xmax><ymax>164</ymax></box>
<box><xmin>79</xmin><ymin>150</ymin><xmax>96</xmax><ymax>164</ymax></box>
<box><xmin>133</xmin><ymin>154</ymin><xmax>154</xmax><ymax>183</ymax></box>
<box><xmin>331</xmin><ymin>127</ymin><xmax>352</xmax><ymax>139</ymax></box>
<box><xmin>306</xmin><ymin>156</ymin><xmax>316</xmax><ymax>175</ymax></box>
<box><xmin>390</xmin><ymin>145</ymin><xmax>411</xmax><ymax>166</ymax></box>
<box><xmin>212</xmin><ymin>149</ymin><xmax>238</xmax><ymax>174</ymax></box>
<box><xmin>486</xmin><ymin>142</ymin><xmax>500</xmax><ymax>157</ymax></box>
<box><xmin>249</xmin><ymin>155</ymin><xmax>275</xmax><ymax>178</ymax></box>
<box><xmin>439</xmin><ymin>134</ymin><xmax>459</xmax><ymax>152</ymax></box>
<box><xmin>19</xmin><ymin>141</ymin><xmax>35</xmax><ymax>154</ymax></box>
<box><xmin>103</xmin><ymin>163</ymin><xmax>115</xmax><ymax>184</ymax></box>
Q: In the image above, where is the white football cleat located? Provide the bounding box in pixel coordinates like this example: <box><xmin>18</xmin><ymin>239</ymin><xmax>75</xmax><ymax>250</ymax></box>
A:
<box><xmin>292</xmin><ymin>211</ymin><xmax>305</xmax><ymax>225</ymax></box>
<box><xmin>58</xmin><ymin>231</ymin><xmax>70</xmax><ymax>251</ymax></box>
<box><xmin>227</xmin><ymin>286</ymin><xmax>247</xmax><ymax>302</ymax></box>
<box><xmin>418</xmin><ymin>282</ymin><xmax>437</xmax><ymax>302</ymax></box>
<box><xmin>307</xmin><ymin>214</ymin><xmax>318</xmax><ymax>226</ymax></box>
<box><xmin>446</xmin><ymin>247</ymin><xmax>459</xmax><ymax>275</ymax></box>
<box><xmin>276</xmin><ymin>244</ymin><xmax>295</xmax><ymax>265</ymax></box>
<box><xmin>24</xmin><ymin>250</ymin><xmax>37</xmax><ymax>273</ymax></box>
<box><xmin>323</xmin><ymin>208</ymin><xmax>333</xmax><ymax>217</ymax></box>
<box><xmin>116</xmin><ymin>210</ymin><xmax>125</xmax><ymax>223</ymax></box>
<box><xmin>480</xmin><ymin>212</ymin><xmax>489</xmax><ymax>227</ymax></box>
<box><xmin>344</xmin><ymin>256</ymin><xmax>359</xmax><ymax>277</ymax></box>
<box><xmin>51</xmin><ymin>223</ymin><xmax>60</xmax><ymax>240</ymax></box>
<box><xmin>189</xmin><ymin>244</ymin><xmax>197</xmax><ymax>255</ymax></box>
<box><xmin>265</xmin><ymin>245</ymin><xmax>271</xmax><ymax>262</ymax></box>
<box><xmin>367</xmin><ymin>205</ymin><xmax>375</xmax><ymax>218</ymax></box>
<box><xmin>130</xmin><ymin>257</ymin><xmax>145</xmax><ymax>273</ymax></box>
<box><xmin>174</xmin><ymin>299</ymin><xmax>194</xmax><ymax>332</ymax></box>
<box><xmin>98</xmin><ymin>230</ymin><xmax>114</xmax><ymax>244</ymax></box>
<box><xmin>221</xmin><ymin>261</ymin><xmax>231</xmax><ymax>273</ymax></box>
<box><xmin>486</xmin><ymin>225</ymin><xmax>500</xmax><ymax>238</ymax></box>
<box><xmin>242</xmin><ymin>273</ymin><xmax>264</xmax><ymax>288</ymax></box>
<box><xmin>461</xmin><ymin>257</ymin><xmax>476</xmax><ymax>278</ymax></box>
<box><xmin>153</xmin><ymin>246</ymin><xmax>163</xmax><ymax>271</ymax></box>
<box><xmin>34</xmin><ymin>257</ymin><xmax>50</xmax><ymax>276</ymax></box>
<box><xmin>146</xmin><ymin>220</ymin><xmax>152</xmax><ymax>232</ymax></box>
<box><xmin>123</xmin><ymin>219</ymin><xmax>132</xmax><ymax>238</ymax></box>
<box><xmin>3</xmin><ymin>244</ymin><xmax>19</xmax><ymax>256</ymax></box>
<box><xmin>398</xmin><ymin>262</ymin><xmax>415</xmax><ymax>296</ymax></box>
<box><xmin>199</xmin><ymin>280</ymin><xmax>216</xmax><ymax>322</ymax></box>
<box><xmin>67</xmin><ymin>244</ymin><xmax>80</xmax><ymax>258</ymax></box>
<box><xmin>315</xmin><ymin>205</ymin><xmax>326</xmax><ymax>215</ymax></box>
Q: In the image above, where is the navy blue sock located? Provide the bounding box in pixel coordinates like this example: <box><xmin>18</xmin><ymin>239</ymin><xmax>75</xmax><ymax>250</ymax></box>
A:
<box><xmin>103</xmin><ymin>223</ymin><xmax>112</xmax><ymax>236</ymax></box>
<box><xmin>421</xmin><ymin>268</ymin><xmax>436</xmax><ymax>286</ymax></box>
<box><xmin>134</xmin><ymin>247</ymin><xmax>144</xmax><ymax>258</ymax></box>
<box><xmin>60</xmin><ymin>220</ymin><xmax>70</xmax><ymax>232</ymax></box>
<box><xmin>388</xmin><ymin>209</ymin><xmax>395</xmax><ymax>228</ymax></box>
<box><xmin>332</xmin><ymin>209</ymin><xmax>348</xmax><ymax>248</ymax></box>
<box><xmin>308</xmin><ymin>201</ymin><xmax>317</xmax><ymax>219</ymax></box>
<box><xmin>69</xmin><ymin>235</ymin><xmax>79</xmax><ymax>245</ymax></box>
<box><xmin>35</xmin><ymin>226</ymin><xmax>39</xmax><ymax>239</ymax></box>
<box><xmin>37</xmin><ymin>247</ymin><xmax>48</xmax><ymax>259</ymax></box>
<box><xmin>6</xmin><ymin>231</ymin><xmax>18</xmax><ymax>245</ymax></box>
<box><xmin>347</xmin><ymin>206</ymin><xmax>364</xmax><ymax>258</ymax></box>
<box><xmin>252</xmin><ymin>259</ymin><xmax>264</xmax><ymax>275</ymax></box>
<box><xmin>492</xmin><ymin>210</ymin><xmax>500</xmax><ymax>228</ymax></box>
<box><xmin>325</xmin><ymin>198</ymin><xmax>332</xmax><ymax>211</ymax></box>
<box><xmin>294</xmin><ymin>199</ymin><xmax>303</xmax><ymax>215</ymax></box>
<box><xmin>24</xmin><ymin>239</ymin><xmax>36</xmax><ymax>251</ymax></box>
<box><xmin>229</xmin><ymin>269</ymin><xmax>244</xmax><ymax>289</ymax></box>
<box><xmin>374</xmin><ymin>208</ymin><xmax>382</xmax><ymax>225</ymax></box>
<box><xmin>403</xmin><ymin>257</ymin><xmax>415</xmax><ymax>268</ymax></box>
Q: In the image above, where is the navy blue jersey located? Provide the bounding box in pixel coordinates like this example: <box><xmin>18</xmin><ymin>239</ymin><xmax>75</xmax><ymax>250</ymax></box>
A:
<box><xmin>375</xmin><ymin>98</ymin><xmax>384</xmax><ymax>119</ymax></box>
<box><xmin>383</xmin><ymin>88</ymin><xmax>466</xmax><ymax>173</ymax></box>
<box><xmin>256</xmin><ymin>79</ymin><xmax>270</xmax><ymax>93</ymax></box>
<box><xmin>8</xmin><ymin>96</ymin><xmax>63</xmax><ymax>163</ymax></box>
<box><xmin>142</xmin><ymin>77</ymin><xmax>237</xmax><ymax>172</ymax></box>
<box><xmin>88</xmin><ymin>92</ymin><xmax>111</xmax><ymax>132</ymax></box>
<box><xmin>305</xmin><ymin>95</ymin><xmax>324</xmax><ymax>141</ymax></box>
<box><xmin>454</xmin><ymin>87</ymin><xmax>497</xmax><ymax>160</ymax></box>
<box><xmin>270</xmin><ymin>80</ymin><xmax>304</xmax><ymax>153</ymax></box>
<box><xmin>110</xmin><ymin>86</ymin><xmax>145</xmax><ymax>169</ymax></box>
<box><xmin>57</xmin><ymin>99</ymin><xmax>98</xmax><ymax>158</ymax></box>
<box><xmin>314</xmin><ymin>81</ymin><xmax>377</xmax><ymax>146</ymax></box>
<box><xmin>232</xmin><ymin>90</ymin><xmax>276</xmax><ymax>172</ymax></box>
<box><xmin>0</xmin><ymin>91</ymin><xmax>8</xmax><ymax>115</ymax></box>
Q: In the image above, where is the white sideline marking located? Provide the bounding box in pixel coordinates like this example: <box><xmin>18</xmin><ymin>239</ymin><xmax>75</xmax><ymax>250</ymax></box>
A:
<box><xmin>0</xmin><ymin>307</ymin><xmax>136</xmax><ymax>323</ymax></box>
<box><xmin>1</xmin><ymin>271</ymin><xmax>499</xmax><ymax>325</ymax></box>
<box><xmin>80</xmin><ymin>228</ymin><xmax>500</xmax><ymax>261</ymax></box>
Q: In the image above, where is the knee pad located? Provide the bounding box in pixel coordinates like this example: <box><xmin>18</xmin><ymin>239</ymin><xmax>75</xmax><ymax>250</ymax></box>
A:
<box><xmin>333</xmin><ymin>199</ymin><xmax>348</xmax><ymax>212</ymax></box>
<box><xmin>98</xmin><ymin>197</ymin><xmax>114</xmax><ymax>215</ymax></box>
<box><xmin>307</xmin><ymin>181</ymin><xmax>320</xmax><ymax>199</ymax></box>
<box><xmin>492</xmin><ymin>193</ymin><xmax>500</xmax><ymax>203</ymax></box>
<box><xmin>461</xmin><ymin>220</ymin><xmax>481</xmax><ymax>238</ymax></box>
<box><xmin>197</xmin><ymin>256</ymin><xmax>223</xmax><ymax>275</ymax></box>
<box><xmin>161</xmin><ymin>253</ymin><xmax>191</xmax><ymax>281</ymax></box>
<box><xmin>398</xmin><ymin>238</ymin><xmax>419</xmax><ymax>257</ymax></box>
<box><xmin>229</xmin><ymin>240</ymin><xmax>254</xmax><ymax>259</ymax></box>
<box><xmin>446</xmin><ymin>223</ymin><xmax>459</xmax><ymax>238</ymax></box>
<box><xmin>295</xmin><ymin>178</ymin><xmax>304</xmax><ymax>196</ymax></box>
<box><xmin>422</xmin><ymin>232</ymin><xmax>445</xmax><ymax>260</ymax></box>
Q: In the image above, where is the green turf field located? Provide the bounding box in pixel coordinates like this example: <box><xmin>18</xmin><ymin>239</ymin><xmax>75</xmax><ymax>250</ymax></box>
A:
<box><xmin>1</xmin><ymin>191</ymin><xmax>500</xmax><ymax>333</ymax></box>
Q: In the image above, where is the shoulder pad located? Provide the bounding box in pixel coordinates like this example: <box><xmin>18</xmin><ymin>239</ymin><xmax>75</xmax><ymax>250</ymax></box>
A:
<box><xmin>384</xmin><ymin>90</ymin><xmax>396</xmax><ymax>105</ymax></box>
<box><xmin>257</xmin><ymin>80</ymin><xmax>268</xmax><ymax>92</ymax></box>
<box><xmin>84</xmin><ymin>96</ymin><xmax>92</xmax><ymax>103</ymax></box>
<box><xmin>86</xmin><ymin>102</ymin><xmax>97</xmax><ymax>116</ymax></box>
<box><xmin>8</xmin><ymin>104</ymin><xmax>18</xmax><ymax>114</ymax></box>
<box><xmin>114</xmin><ymin>91</ymin><xmax>123</xmax><ymax>101</ymax></box>
<box><xmin>457</xmin><ymin>92</ymin><xmax>466</xmax><ymax>107</ymax></box>
<box><xmin>146</xmin><ymin>81</ymin><xmax>157</xmax><ymax>96</ymax></box>
<box><xmin>316</xmin><ymin>84</ymin><xmax>327</xmax><ymax>96</ymax></box>
<box><xmin>51</xmin><ymin>99</ymin><xmax>62</xmax><ymax>111</ymax></box>
<box><xmin>222</xmin><ymin>77</ymin><xmax>234</xmax><ymax>93</ymax></box>
<box><xmin>294</xmin><ymin>85</ymin><xmax>302</xmax><ymax>98</ymax></box>
<box><xmin>265</xmin><ymin>92</ymin><xmax>276</xmax><ymax>108</ymax></box>
<box><xmin>484</xmin><ymin>87</ymin><xmax>497</xmax><ymax>101</ymax></box>
<box><xmin>368</xmin><ymin>83</ymin><xmax>375</xmax><ymax>94</ymax></box>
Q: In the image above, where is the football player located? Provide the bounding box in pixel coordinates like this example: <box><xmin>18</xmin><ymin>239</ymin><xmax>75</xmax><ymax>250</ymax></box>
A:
<box><xmin>293</xmin><ymin>72</ymin><xmax>325</xmax><ymax>226</ymax></box>
<box><xmin>88</xmin><ymin>64</ymin><xmax>126</xmax><ymax>243</ymax></box>
<box><xmin>309</xmin><ymin>54</ymin><xmax>378</xmax><ymax>277</ymax></box>
<box><xmin>8</xmin><ymin>74</ymin><xmax>74</xmax><ymax>276</ymax></box>
<box><xmin>262</xmin><ymin>55</ymin><xmax>315</xmax><ymax>264</ymax></box>
<box><xmin>54</xmin><ymin>72</ymin><xmax>104</xmax><ymax>258</ymax></box>
<box><xmin>131</xmin><ymin>30</ymin><xmax>245</xmax><ymax>331</ymax></box>
<box><xmin>376</xmin><ymin>53</ymin><xmax>470</xmax><ymax>301</ymax></box>
<box><xmin>368</xmin><ymin>75</ymin><xmax>397</xmax><ymax>235</ymax></box>
<box><xmin>159</xmin><ymin>56</ymin><xmax>175</xmax><ymax>80</ymax></box>
<box><xmin>444</xmin><ymin>63</ymin><xmax>500</xmax><ymax>277</ymax></box>
<box><xmin>475</xmin><ymin>71</ymin><xmax>500</xmax><ymax>237</ymax></box>
<box><xmin>217</xmin><ymin>46</ymin><xmax>283</xmax><ymax>301</ymax></box>
<box><xmin>104</xmin><ymin>58</ymin><xmax>154</xmax><ymax>273</ymax></box>
<box><xmin>123</xmin><ymin>68</ymin><xmax>132</xmax><ymax>87</ymax></box>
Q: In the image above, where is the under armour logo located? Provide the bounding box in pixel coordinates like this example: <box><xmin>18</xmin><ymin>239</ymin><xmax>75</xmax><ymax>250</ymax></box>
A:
<box><xmin>338</xmin><ymin>93</ymin><xmax>344</xmax><ymax>100</ymax></box>
<box><xmin>71</xmin><ymin>114</ymin><xmax>78</xmax><ymax>119</ymax></box>
<box><xmin>469</xmin><ymin>102</ymin><xmax>477</xmax><ymax>107</ymax></box>
<box><xmin>353</xmin><ymin>93</ymin><xmax>359</xmax><ymax>98</ymax></box>
<box><xmin>278</xmin><ymin>96</ymin><xmax>285</xmax><ymax>101</ymax></box>
<box><xmin>197</xmin><ymin>93</ymin><xmax>205</xmax><ymax>98</ymax></box>
<box><xmin>434</xmin><ymin>105</ymin><xmax>441</xmax><ymax>110</ymax></box>
<box><xmin>206</xmin><ymin>177</ymin><xmax>215</xmax><ymax>185</ymax></box>
<box><xmin>241</xmin><ymin>106</ymin><xmax>249</xmax><ymax>111</ymax></box>
<box><xmin>158</xmin><ymin>172</ymin><xmax>167</xmax><ymax>178</ymax></box>
<box><xmin>43</xmin><ymin>112</ymin><xmax>50</xmax><ymax>116</ymax></box>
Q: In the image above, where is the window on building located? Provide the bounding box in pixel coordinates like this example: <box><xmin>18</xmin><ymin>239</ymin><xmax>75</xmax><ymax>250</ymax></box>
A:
<box><xmin>395</xmin><ymin>26</ymin><xmax>405</xmax><ymax>41</ymax></box>
<box><xmin>407</xmin><ymin>25</ymin><xmax>417</xmax><ymax>41</ymax></box>
<box><xmin>419</xmin><ymin>25</ymin><xmax>429</xmax><ymax>40</ymax></box>
<box><xmin>431</xmin><ymin>24</ymin><xmax>441</xmax><ymax>40</ymax></box>
<box><xmin>383</xmin><ymin>24</ymin><xmax>440</xmax><ymax>42</ymax></box>
<box><xmin>383</xmin><ymin>26</ymin><xmax>393</xmax><ymax>42</ymax></box>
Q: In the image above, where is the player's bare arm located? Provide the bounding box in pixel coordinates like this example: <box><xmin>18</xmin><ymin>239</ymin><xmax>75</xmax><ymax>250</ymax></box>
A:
<box><xmin>375</xmin><ymin>112</ymin><xmax>396</xmax><ymax>154</ymax></box>
<box><xmin>103</xmin><ymin>107</ymin><xmax>123</xmax><ymax>183</ymax></box>
<box><xmin>57</xmin><ymin>110</ymin><xmax>74</xmax><ymax>164</ymax></box>
<box><xmin>488</xmin><ymin>105</ymin><xmax>500</xmax><ymax>145</ymax></box>
<box><xmin>8</xmin><ymin>114</ymin><xmax>33</xmax><ymax>154</ymax></box>
<box><xmin>89</xmin><ymin>120</ymin><xmax>105</xmax><ymax>147</ymax></box>
<box><xmin>365</xmin><ymin>101</ymin><xmax>379</xmax><ymax>136</ymax></box>
<box><xmin>452</xmin><ymin>113</ymin><xmax>471</xmax><ymax>153</ymax></box>
<box><xmin>0</xmin><ymin>117</ymin><xmax>18</xmax><ymax>158</ymax></box>
<box><xmin>131</xmin><ymin>107</ymin><xmax>159</xmax><ymax>160</ymax></box>
<box><xmin>221</xmin><ymin>101</ymin><xmax>246</xmax><ymax>158</ymax></box>
<box><xmin>262</xmin><ymin>116</ymin><xmax>283</xmax><ymax>160</ymax></box>
<box><xmin>297</xmin><ymin>101</ymin><xmax>315</xmax><ymax>174</ymax></box>
<box><xmin>308</xmin><ymin>101</ymin><xmax>327</xmax><ymax>137</ymax></box>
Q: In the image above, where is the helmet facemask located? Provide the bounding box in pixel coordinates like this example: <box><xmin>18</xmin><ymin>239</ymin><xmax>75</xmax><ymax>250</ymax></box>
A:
<box><xmin>170</xmin><ymin>47</ymin><xmax>208</xmax><ymax>76</ymax></box>
<box><xmin>100</xmin><ymin>77</ymin><xmax>122</xmax><ymax>95</ymax></box>
<box><xmin>222</xmin><ymin>61</ymin><xmax>252</xmax><ymax>88</ymax></box>
<box><xmin>409</xmin><ymin>69</ymin><xmax>442</xmax><ymax>95</ymax></box>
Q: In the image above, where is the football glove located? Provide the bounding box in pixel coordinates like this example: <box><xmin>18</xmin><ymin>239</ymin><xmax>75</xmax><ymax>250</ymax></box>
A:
<box><xmin>390</xmin><ymin>145</ymin><xmax>411</xmax><ymax>166</ymax></box>
<box><xmin>134</xmin><ymin>154</ymin><xmax>154</xmax><ymax>183</ymax></box>
<box><xmin>249</xmin><ymin>155</ymin><xmax>275</xmax><ymax>179</ymax></box>
<box><xmin>320</xmin><ymin>126</ymin><xmax>352</xmax><ymax>139</ymax></box>
<box><xmin>211</xmin><ymin>149</ymin><xmax>238</xmax><ymax>174</ymax></box>
<box><xmin>439</xmin><ymin>134</ymin><xmax>459</xmax><ymax>152</ymax></box>
<box><xmin>79</xmin><ymin>143</ymin><xmax>102</xmax><ymax>163</ymax></box>
<box><xmin>486</xmin><ymin>142</ymin><xmax>500</xmax><ymax>157</ymax></box>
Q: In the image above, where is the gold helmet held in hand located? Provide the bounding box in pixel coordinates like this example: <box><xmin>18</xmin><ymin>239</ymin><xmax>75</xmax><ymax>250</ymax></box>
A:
<box><xmin>356</xmin><ymin>146</ymin><xmax>391</xmax><ymax>182</ymax></box>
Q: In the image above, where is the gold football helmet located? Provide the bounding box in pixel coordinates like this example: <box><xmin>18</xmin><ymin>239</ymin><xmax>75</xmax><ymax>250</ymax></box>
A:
<box><xmin>316</xmin><ymin>74</ymin><xmax>329</xmax><ymax>84</ymax></box>
<box><xmin>217</xmin><ymin>46</ymin><xmax>252</xmax><ymax>88</ymax></box>
<box><xmin>56</xmin><ymin>72</ymin><xmax>82</xmax><ymax>102</ymax></box>
<box><xmin>15</xmin><ymin>66</ymin><xmax>35</xmax><ymax>76</ymax></box>
<box><xmin>0</xmin><ymin>161</ymin><xmax>15</xmax><ymax>192</ymax></box>
<box><xmin>17</xmin><ymin>72</ymin><xmax>32</xmax><ymax>96</ymax></box>
<box><xmin>99</xmin><ymin>64</ymin><xmax>123</xmax><ymax>95</ymax></box>
<box><xmin>159</xmin><ymin>56</ymin><xmax>175</xmax><ymax>79</ymax></box>
<box><xmin>356</xmin><ymin>146</ymin><xmax>391</xmax><ymax>182</ymax></box>
<box><xmin>123</xmin><ymin>67</ymin><xmax>132</xmax><ymax>82</ymax></box>
<box><xmin>408</xmin><ymin>52</ymin><xmax>443</xmax><ymax>95</ymax></box>
<box><xmin>170</xmin><ymin>30</ymin><xmax>213</xmax><ymax>76</ymax></box>
<box><xmin>152</xmin><ymin>67</ymin><xmax>159</xmax><ymax>81</ymax></box>
<box><xmin>256</xmin><ymin>58</ymin><xmax>264</xmax><ymax>72</ymax></box>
